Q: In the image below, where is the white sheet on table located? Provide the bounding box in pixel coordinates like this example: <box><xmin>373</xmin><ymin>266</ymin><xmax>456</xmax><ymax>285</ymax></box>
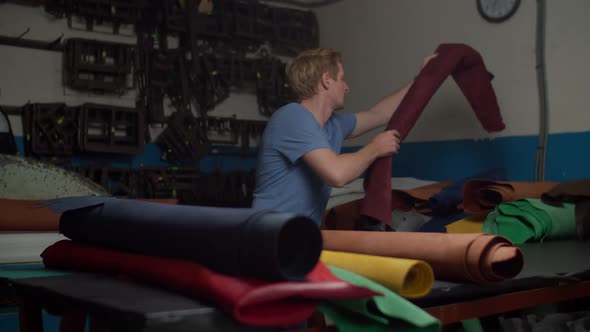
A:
<box><xmin>326</xmin><ymin>177</ymin><xmax>436</xmax><ymax>210</ymax></box>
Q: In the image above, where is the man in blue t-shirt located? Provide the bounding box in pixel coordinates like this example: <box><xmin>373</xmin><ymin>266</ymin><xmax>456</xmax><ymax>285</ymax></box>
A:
<box><xmin>252</xmin><ymin>48</ymin><xmax>436</xmax><ymax>227</ymax></box>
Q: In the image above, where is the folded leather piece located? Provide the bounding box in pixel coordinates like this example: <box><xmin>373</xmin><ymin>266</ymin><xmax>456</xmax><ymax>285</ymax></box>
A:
<box><xmin>42</xmin><ymin>196</ymin><xmax>321</xmax><ymax>281</ymax></box>
<box><xmin>463</xmin><ymin>180</ymin><xmax>557</xmax><ymax>213</ymax></box>
<box><xmin>320</xmin><ymin>250</ymin><xmax>433</xmax><ymax>298</ymax></box>
<box><xmin>391</xmin><ymin>182</ymin><xmax>453</xmax><ymax>214</ymax></box>
<box><xmin>541</xmin><ymin>179</ymin><xmax>590</xmax><ymax>240</ymax></box>
<box><xmin>42</xmin><ymin>240</ymin><xmax>378</xmax><ymax>328</ymax></box>
<box><xmin>324</xmin><ymin>199</ymin><xmax>362</xmax><ymax>230</ymax></box>
<box><xmin>319</xmin><ymin>266</ymin><xmax>441</xmax><ymax>332</ymax></box>
<box><xmin>321</xmin><ymin>230</ymin><xmax>523</xmax><ymax>283</ymax></box>
<box><xmin>482</xmin><ymin>199</ymin><xmax>576</xmax><ymax>244</ymax></box>
<box><xmin>418</xmin><ymin>211</ymin><xmax>468</xmax><ymax>233</ymax></box>
<box><xmin>428</xmin><ymin>168</ymin><xmax>507</xmax><ymax>216</ymax></box>
<box><xmin>444</xmin><ymin>213</ymin><xmax>487</xmax><ymax>233</ymax></box>
<box><xmin>0</xmin><ymin>199</ymin><xmax>61</xmax><ymax>231</ymax></box>
<box><xmin>360</xmin><ymin>43</ymin><xmax>506</xmax><ymax>226</ymax></box>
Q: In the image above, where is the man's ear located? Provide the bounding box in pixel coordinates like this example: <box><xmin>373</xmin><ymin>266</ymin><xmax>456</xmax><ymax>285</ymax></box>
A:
<box><xmin>320</xmin><ymin>72</ymin><xmax>331</xmax><ymax>90</ymax></box>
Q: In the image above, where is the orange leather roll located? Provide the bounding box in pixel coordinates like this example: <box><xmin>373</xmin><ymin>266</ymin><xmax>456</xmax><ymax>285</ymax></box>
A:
<box><xmin>0</xmin><ymin>198</ymin><xmax>178</xmax><ymax>231</ymax></box>
<box><xmin>0</xmin><ymin>199</ymin><xmax>61</xmax><ymax>231</ymax></box>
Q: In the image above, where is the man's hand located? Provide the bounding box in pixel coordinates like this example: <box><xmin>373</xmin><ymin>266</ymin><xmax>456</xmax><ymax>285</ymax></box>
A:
<box><xmin>303</xmin><ymin>129</ymin><xmax>401</xmax><ymax>188</ymax></box>
<box><xmin>369</xmin><ymin>129</ymin><xmax>401</xmax><ymax>158</ymax></box>
<box><xmin>421</xmin><ymin>53</ymin><xmax>438</xmax><ymax>69</ymax></box>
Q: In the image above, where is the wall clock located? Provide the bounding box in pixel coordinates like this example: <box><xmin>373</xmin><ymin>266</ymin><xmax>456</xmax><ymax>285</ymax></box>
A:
<box><xmin>477</xmin><ymin>0</ymin><xmax>521</xmax><ymax>23</ymax></box>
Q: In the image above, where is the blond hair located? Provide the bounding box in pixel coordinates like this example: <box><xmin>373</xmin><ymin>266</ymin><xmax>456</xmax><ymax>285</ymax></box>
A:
<box><xmin>286</xmin><ymin>48</ymin><xmax>342</xmax><ymax>101</ymax></box>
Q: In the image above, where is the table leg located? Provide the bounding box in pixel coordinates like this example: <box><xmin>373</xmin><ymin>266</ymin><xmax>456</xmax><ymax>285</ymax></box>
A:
<box><xmin>59</xmin><ymin>310</ymin><xmax>86</xmax><ymax>332</ymax></box>
<box><xmin>18</xmin><ymin>296</ymin><xmax>43</xmax><ymax>332</ymax></box>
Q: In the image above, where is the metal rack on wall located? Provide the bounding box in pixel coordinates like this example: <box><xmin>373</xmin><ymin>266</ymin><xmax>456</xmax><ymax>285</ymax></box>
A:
<box><xmin>0</xmin><ymin>0</ymin><xmax>320</xmax><ymax>205</ymax></box>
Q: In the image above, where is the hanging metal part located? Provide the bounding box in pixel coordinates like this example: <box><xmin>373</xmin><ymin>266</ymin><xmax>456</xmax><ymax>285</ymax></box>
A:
<box><xmin>535</xmin><ymin>0</ymin><xmax>549</xmax><ymax>181</ymax></box>
<box><xmin>261</xmin><ymin>0</ymin><xmax>343</xmax><ymax>8</ymax></box>
<box><xmin>0</xmin><ymin>33</ymin><xmax>64</xmax><ymax>52</ymax></box>
<box><xmin>64</xmin><ymin>38</ymin><xmax>135</xmax><ymax>93</ymax></box>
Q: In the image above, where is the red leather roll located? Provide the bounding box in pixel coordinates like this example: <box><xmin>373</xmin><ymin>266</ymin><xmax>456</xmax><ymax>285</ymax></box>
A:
<box><xmin>42</xmin><ymin>240</ymin><xmax>378</xmax><ymax>327</ymax></box>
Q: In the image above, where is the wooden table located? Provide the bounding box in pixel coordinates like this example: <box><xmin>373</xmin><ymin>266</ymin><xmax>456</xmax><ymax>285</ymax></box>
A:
<box><xmin>3</xmin><ymin>240</ymin><xmax>590</xmax><ymax>332</ymax></box>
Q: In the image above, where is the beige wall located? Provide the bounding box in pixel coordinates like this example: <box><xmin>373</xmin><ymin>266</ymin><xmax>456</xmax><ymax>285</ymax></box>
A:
<box><xmin>2</xmin><ymin>1</ymin><xmax>589</xmax><ymax>144</ymax></box>
<box><xmin>314</xmin><ymin>0</ymin><xmax>590</xmax><ymax>145</ymax></box>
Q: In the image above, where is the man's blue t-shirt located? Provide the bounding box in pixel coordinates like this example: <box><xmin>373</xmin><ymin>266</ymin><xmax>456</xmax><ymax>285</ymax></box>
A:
<box><xmin>252</xmin><ymin>103</ymin><xmax>357</xmax><ymax>225</ymax></box>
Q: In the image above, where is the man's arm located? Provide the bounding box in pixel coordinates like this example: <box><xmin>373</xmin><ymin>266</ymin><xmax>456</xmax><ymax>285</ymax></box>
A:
<box><xmin>349</xmin><ymin>53</ymin><xmax>438</xmax><ymax>138</ymax></box>
<box><xmin>303</xmin><ymin>130</ymin><xmax>400</xmax><ymax>188</ymax></box>
<box><xmin>348</xmin><ymin>81</ymin><xmax>413</xmax><ymax>138</ymax></box>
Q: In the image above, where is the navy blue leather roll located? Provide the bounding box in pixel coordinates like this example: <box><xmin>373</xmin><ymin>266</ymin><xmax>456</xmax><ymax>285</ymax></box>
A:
<box><xmin>428</xmin><ymin>168</ymin><xmax>507</xmax><ymax>216</ymax></box>
<box><xmin>42</xmin><ymin>197</ymin><xmax>322</xmax><ymax>281</ymax></box>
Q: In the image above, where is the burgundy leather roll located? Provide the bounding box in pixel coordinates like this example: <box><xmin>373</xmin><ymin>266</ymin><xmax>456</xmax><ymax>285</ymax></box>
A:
<box><xmin>321</xmin><ymin>230</ymin><xmax>523</xmax><ymax>284</ymax></box>
<box><xmin>42</xmin><ymin>240</ymin><xmax>378</xmax><ymax>327</ymax></box>
<box><xmin>463</xmin><ymin>180</ymin><xmax>557</xmax><ymax>213</ymax></box>
<box><xmin>360</xmin><ymin>43</ymin><xmax>506</xmax><ymax>225</ymax></box>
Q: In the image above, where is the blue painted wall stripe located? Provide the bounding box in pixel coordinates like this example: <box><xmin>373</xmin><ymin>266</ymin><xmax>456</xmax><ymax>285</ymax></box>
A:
<box><xmin>13</xmin><ymin>131</ymin><xmax>590</xmax><ymax>182</ymax></box>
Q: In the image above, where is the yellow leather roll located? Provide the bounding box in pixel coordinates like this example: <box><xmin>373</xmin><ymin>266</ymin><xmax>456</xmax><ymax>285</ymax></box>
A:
<box><xmin>320</xmin><ymin>250</ymin><xmax>433</xmax><ymax>298</ymax></box>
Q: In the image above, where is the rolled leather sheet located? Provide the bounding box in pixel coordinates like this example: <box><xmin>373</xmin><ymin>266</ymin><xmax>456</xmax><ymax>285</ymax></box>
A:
<box><xmin>360</xmin><ymin>43</ymin><xmax>506</xmax><ymax>225</ymax></box>
<box><xmin>428</xmin><ymin>168</ymin><xmax>507</xmax><ymax>216</ymax></box>
<box><xmin>43</xmin><ymin>197</ymin><xmax>321</xmax><ymax>281</ymax></box>
<box><xmin>463</xmin><ymin>180</ymin><xmax>558</xmax><ymax>213</ymax></box>
<box><xmin>0</xmin><ymin>198</ymin><xmax>177</xmax><ymax>231</ymax></box>
<box><xmin>0</xmin><ymin>199</ymin><xmax>61</xmax><ymax>231</ymax></box>
<box><xmin>320</xmin><ymin>250</ymin><xmax>434</xmax><ymax>298</ymax></box>
<box><xmin>321</xmin><ymin>230</ymin><xmax>523</xmax><ymax>283</ymax></box>
<box><xmin>42</xmin><ymin>240</ymin><xmax>378</xmax><ymax>328</ymax></box>
<box><xmin>541</xmin><ymin>179</ymin><xmax>590</xmax><ymax>203</ymax></box>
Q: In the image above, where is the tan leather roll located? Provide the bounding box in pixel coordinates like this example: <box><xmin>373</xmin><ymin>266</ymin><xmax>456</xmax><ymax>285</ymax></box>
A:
<box><xmin>321</xmin><ymin>230</ymin><xmax>523</xmax><ymax>283</ymax></box>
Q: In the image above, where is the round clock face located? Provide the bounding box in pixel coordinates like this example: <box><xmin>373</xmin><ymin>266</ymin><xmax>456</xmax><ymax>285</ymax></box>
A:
<box><xmin>477</xmin><ymin>0</ymin><xmax>521</xmax><ymax>23</ymax></box>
